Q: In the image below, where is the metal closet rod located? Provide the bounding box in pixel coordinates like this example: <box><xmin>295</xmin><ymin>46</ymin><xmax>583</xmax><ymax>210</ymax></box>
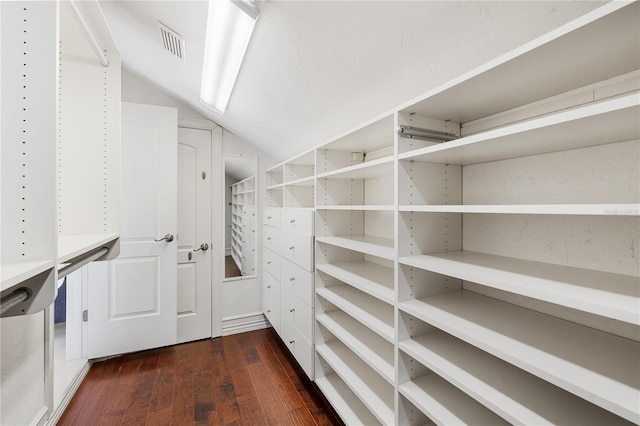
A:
<box><xmin>0</xmin><ymin>246</ymin><xmax>109</xmax><ymax>315</ymax></box>
<box><xmin>68</xmin><ymin>0</ymin><xmax>110</xmax><ymax>67</ymax></box>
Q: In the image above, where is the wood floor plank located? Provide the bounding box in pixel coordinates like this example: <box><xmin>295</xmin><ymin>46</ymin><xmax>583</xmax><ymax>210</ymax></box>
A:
<box><xmin>59</xmin><ymin>328</ymin><xmax>343</xmax><ymax>426</ymax></box>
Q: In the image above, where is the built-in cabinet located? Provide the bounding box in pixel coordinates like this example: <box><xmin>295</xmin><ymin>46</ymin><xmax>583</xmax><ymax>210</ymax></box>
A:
<box><xmin>230</xmin><ymin>176</ymin><xmax>256</xmax><ymax>275</ymax></box>
<box><xmin>263</xmin><ymin>3</ymin><xmax>639</xmax><ymax>424</ymax></box>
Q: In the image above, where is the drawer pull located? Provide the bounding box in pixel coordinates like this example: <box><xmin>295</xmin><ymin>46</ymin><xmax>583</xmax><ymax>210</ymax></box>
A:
<box><xmin>267</xmin><ymin>261</ymin><xmax>272</xmax><ymax>265</ymax></box>
<box><xmin>267</xmin><ymin>285</ymin><xmax>271</xmax><ymax>289</ymax></box>
<box><xmin>289</xmin><ymin>219</ymin><xmax>296</xmax><ymax>224</ymax></box>
<box><xmin>289</xmin><ymin>246</ymin><xmax>295</xmax><ymax>250</ymax></box>
<box><xmin>289</xmin><ymin>308</ymin><xmax>295</xmax><ymax>312</ymax></box>
<box><xmin>289</xmin><ymin>277</ymin><xmax>295</xmax><ymax>282</ymax></box>
<box><xmin>266</xmin><ymin>309</ymin><xmax>271</xmax><ymax>313</ymax></box>
<box><xmin>267</xmin><ymin>216</ymin><xmax>272</xmax><ymax>219</ymax></box>
<box><xmin>289</xmin><ymin>340</ymin><xmax>295</xmax><ymax>344</ymax></box>
<box><xmin>267</xmin><ymin>237</ymin><xmax>272</xmax><ymax>241</ymax></box>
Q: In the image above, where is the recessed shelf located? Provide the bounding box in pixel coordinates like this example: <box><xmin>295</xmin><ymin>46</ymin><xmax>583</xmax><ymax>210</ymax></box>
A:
<box><xmin>314</xmin><ymin>374</ymin><xmax>380</xmax><ymax>426</ymax></box>
<box><xmin>58</xmin><ymin>233</ymin><xmax>119</xmax><ymax>264</ymax></box>
<box><xmin>316</xmin><ymin>156</ymin><xmax>393</xmax><ymax>180</ymax></box>
<box><xmin>399</xmin><ymin>94</ymin><xmax>639</xmax><ymax>165</ymax></box>
<box><xmin>1</xmin><ymin>260</ymin><xmax>55</xmax><ymax>293</ymax></box>
<box><xmin>316</xmin><ymin>341</ymin><xmax>394</xmax><ymax>425</ymax></box>
<box><xmin>399</xmin><ymin>203</ymin><xmax>640</xmax><ymax>216</ymax></box>
<box><xmin>316</xmin><ymin>286</ymin><xmax>394</xmax><ymax>343</ymax></box>
<box><xmin>400</xmin><ymin>331</ymin><xmax>632</xmax><ymax>425</ymax></box>
<box><xmin>317</xmin><ymin>311</ymin><xmax>394</xmax><ymax>384</ymax></box>
<box><xmin>400</xmin><ymin>374</ymin><xmax>509</xmax><ymax>426</ymax></box>
<box><xmin>399</xmin><ymin>290</ymin><xmax>640</xmax><ymax>423</ymax></box>
<box><xmin>316</xmin><ymin>235</ymin><xmax>394</xmax><ymax>260</ymax></box>
<box><xmin>399</xmin><ymin>250</ymin><xmax>640</xmax><ymax>325</ymax></box>
<box><xmin>316</xmin><ymin>260</ymin><xmax>394</xmax><ymax>304</ymax></box>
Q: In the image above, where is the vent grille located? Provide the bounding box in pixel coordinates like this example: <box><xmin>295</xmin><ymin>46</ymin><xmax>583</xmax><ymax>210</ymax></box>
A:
<box><xmin>157</xmin><ymin>21</ymin><xmax>186</xmax><ymax>62</ymax></box>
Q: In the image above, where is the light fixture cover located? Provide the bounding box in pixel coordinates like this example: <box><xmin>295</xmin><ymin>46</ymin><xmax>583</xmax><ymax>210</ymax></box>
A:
<box><xmin>200</xmin><ymin>0</ymin><xmax>259</xmax><ymax>115</ymax></box>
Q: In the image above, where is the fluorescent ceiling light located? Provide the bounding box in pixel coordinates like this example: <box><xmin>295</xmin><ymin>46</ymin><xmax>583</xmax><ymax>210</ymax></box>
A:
<box><xmin>200</xmin><ymin>0</ymin><xmax>261</xmax><ymax>115</ymax></box>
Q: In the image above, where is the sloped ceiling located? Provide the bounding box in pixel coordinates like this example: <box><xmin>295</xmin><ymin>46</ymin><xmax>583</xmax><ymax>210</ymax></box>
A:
<box><xmin>100</xmin><ymin>1</ymin><xmax>604</xmax><ymax>161</ymax></box>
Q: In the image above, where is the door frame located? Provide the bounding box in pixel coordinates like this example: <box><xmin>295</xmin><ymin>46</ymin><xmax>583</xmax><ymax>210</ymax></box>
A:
<box><xmin>179</xmin><ymin>118</ymin><xmax>223</xmax><ymax>338</ymax></box>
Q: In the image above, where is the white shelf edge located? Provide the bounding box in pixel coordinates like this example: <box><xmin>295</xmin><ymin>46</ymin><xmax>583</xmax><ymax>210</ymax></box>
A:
<box><xmin>315</xmin><ymin>261</ymin><xmax>394</xmax><ymax>304</ymax></box>
<box><xmin>399</xmin><ymin>203</ymin><xmax>640</xmax><ymax>216</ymax></box>
<box><xmin>317</xmin><ymin>311</ymin><xmax>395</xmax><ymax>384</ymax></box>
<box><xmin>399</xmin><ymin>375</ymin><xmax>509</xmax><ymax>426</ymax></box>
<box><xmin>283</xmin><ymin>176</ymin><xmax>315</xmax><ymax>186</ymax></box>
<box><xmin>316</xmin><ymin>235</ymin><xmax>395</xmax><ymax>260</ymax></box>
<box><xmin>315</xmin><ymin>155</ymin><xmax>394</xmax><ymax>180</ymax></box>
<box><xmin>265</xmin><ymin>184</ymin><xmax>284</xmax><ymax>190</ymax></box>
<box><xmin>1</xmin><ymin>260</ymin><xmax>55</xmax><ymax>293</ymax></box>
<box><xmin>316</xmin><ymin>205</ymin><xmax>394</xmax><ymax>211</ymax></box>
<box><xmin>57</xmin><ymin>233</ymin><xmax>119</xmax><ymax>264</ymax></box>
<box><xmin>398</xmin><ymin>290</ymin><xmax>640</xmax><ymax>423</ymax></box>
<box><xmin>314</xmin><ymin>375</ymin><xmax>379</xmax><ymax>426</ymax></box>
<box><xmin>316</xmin><ymin>286</ymin><xmax>394</xmax><ymax>343</ymax></box>
<box><xmin>399</xmin><ymin>250</ymin><xmax>640</xmax><ymax>325</ymax></box>
<box><xmin>316</xmin><ymin>341</ymin><xmax>395</xmax><ymax>425</ymax></box>
<box><xmin>400</xmin><ymin>332</ymin><xmax>629</xmax><ymax>425</ymax></box>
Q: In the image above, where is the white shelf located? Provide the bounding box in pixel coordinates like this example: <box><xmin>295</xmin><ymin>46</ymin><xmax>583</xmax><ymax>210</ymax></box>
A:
<box><xmin>316</xmin><ymin>235</ymin><xmax>394</xmax><ymax>260</ymax></box>
<box><xmin>399</xmin><ymin>251</ymin><xmax>640</xmax><ymax>325</ymax></box>
<box><xmin>399</xmin><ymin>203</ymin><xmax>640</xmax><ymax>216</ymax></box>
<box><xmin>400</xmin><ymin>374</ymin><xmax>509</xmax><ymax>426</ymax></box>
<box><xmin>316</xmin><ymin>286</ymin><xmax>394</xmax><ymax>343</ymax></box>
<box><xmin>284</xmin><ymin>176</ymin><xmax>314</xmax><ymax>187</ymax></box>
<box><xmin>399</xmin><ymin>94</ymin><xmax>639</xmax><ymax>165</ymax></box>
<box><xmin>266</xmin><ymin>183</ymin><xmax>283</xmax><ymax>190</ymax></box>
<box><xmin>1</xmin><ymin>260</ymin><xmax>54</xmax><ymax>293</ymax></box>
<box><xmin>316</xmin><ymin>341</ymin><xmax>394</xmax><ymax>425</ymax></box>
<box><xmin>316</xmin><ymin>260</ymin><xmax>394</xmax><ymax>304</ymax></box>
<box><xmin>317</xmin><ymin>311</ymin><xmax>394</xmax><ymax>384</ymax></box>
<box><xmin>399</xmin><ymin>290</ymin><xmax>640</xmax><ymax>423</ymax></box>
<box><xmin>316</xmin><ymin>205</ymin><xmax>394</xmax><ymax>211</ymax></box>
<box><xmin>58</xmin><ymin>233</ymin><xmax>119</xmax><ymax>264</ymax></box>
<box><xmin>316</xmin><ymin>156</ymin><xmax>394</xmax><ymax>180</ymax></box>
<box><xmin>314</xmin><ymin>374</ymin><xmax>380</xmax><ymax>426</ymax></box>
<box><xmin>401</xmin><ymin>331</ymin><xmax>631</xmax><ymax>425</ymax></box>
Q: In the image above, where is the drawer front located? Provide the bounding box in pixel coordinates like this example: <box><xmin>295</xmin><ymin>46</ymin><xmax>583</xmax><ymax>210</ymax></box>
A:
<box><xmin>262</xmin><ymin>248</ymin><xmax>280</xmax><ymax>281</ymax></box>
<box><xmin>281</xmin><ymin>258</ymin><xmax>314</xmax><ymax>306</ymax></box>
<box><xmin>280</xmin><ymin>230</ymin><xmax>314</xmax><ymax>271</ymax></box>
<box><xmin>262</xmin><ymin>225</ymin><xmax>280</xmax><ymax>252</ymax></box>
<box><xmin>263</xmin><ymin>208</ymin><xmax>281</xmax><ymax>228</ymax></box>
<box><xmin>281</xmin><ymin>287</ymin><xmax>313</xmax><ymax>343</ymax></box>
<box><xmin>281</xmin><ymin>209</ymin><xmax>314</xmax><ymax>236</ymax></box>
<box><xmin>290</xmin><ymin>328</ymin><xmax>314</xmax><ymax>380</ymax></box>
<box><xmin>263</xmin><ymin>273</ymin><xmax>281</xmax><ymax>332</ymax></box>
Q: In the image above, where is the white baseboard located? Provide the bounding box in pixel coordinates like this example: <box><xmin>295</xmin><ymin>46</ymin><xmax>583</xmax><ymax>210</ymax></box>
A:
<box><xmin>225</xmin><ymin>247</ymin><xmax>231</xmax><ymax>256</ymax></box>
<box><xmin>31</xmin><ymin>407</ymin><xmax>48</xmax><ymax>426</ymax></box>
<box><xmin>46</xmin><ymin>361</ymin><xmax>92</xmax><ymax>425</ymax></box>
<box><xmin>222</xmin><ymin>312</ymin><xmax>269</xmax><ymax>336</ymax></box>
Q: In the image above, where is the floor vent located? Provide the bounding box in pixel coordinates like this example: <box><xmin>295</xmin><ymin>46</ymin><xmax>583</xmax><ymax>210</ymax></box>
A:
<box><xmin>157</xmin><ymin>21</ymin><xmax>186</xmax><ymax>62</ymax></box>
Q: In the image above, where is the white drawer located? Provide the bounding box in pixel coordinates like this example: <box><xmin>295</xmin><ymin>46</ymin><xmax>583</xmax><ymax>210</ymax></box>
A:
<box><xmin>262</xmin><ymin>273</ymin><xmax>280</xmax><ymax>333</ymax></box>
<box><xmin>281</xmin><ymin>209</ymin><xmax>314</xmax><ymax>236</ymax></box>
<box><xmin>281</xmin><ymin>287</ymin><xmax>313</xmax><ymax>343</ymax></box>
<box><xmin>263</xmin><ymin>208</ymin><xmax>281</xmax><ymax>228</ymax></box>
<box><xmin>262</xmin><ymin>225</ymin><xmax>279</xmax><ymax>252</ymax></box>
<box><xmin>280</xmin><ymin>230</ymin><xmax>314</xmax><ymax>271</ymax></box>
<box><xmin>284</xmin><ymin>327</ymin><xmax>314</xmax><ymax>380</ymax></box>
<box><xmin>281</xmin><ymin>258</ymin><xmax>314</xmax><ymax>306</ymax></box>
<box><xmin>262</xmin><ymin>248</ymin><xmax>280</xmax><ymax>281</ymax></box>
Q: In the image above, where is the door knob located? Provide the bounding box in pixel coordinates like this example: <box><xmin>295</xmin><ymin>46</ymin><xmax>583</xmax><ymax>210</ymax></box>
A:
<box><xmin>155</xmin><ymin>234</ymin><xmax>174</xmax><ymax>243</ymax></box>
<box><xmin>194</xmin><ymin>243</ymin><xmax>209</xmax><ymax>252</ymax></box>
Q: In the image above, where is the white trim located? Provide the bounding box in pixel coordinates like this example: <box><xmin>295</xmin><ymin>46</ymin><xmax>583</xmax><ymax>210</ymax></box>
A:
<box><xmin>179</xmin><ymin>118</ymin><xmax>219</xmax><ymax>131</ymax></box>
<box><xmin>222</xmin><ymin>312</ymin><xmax>269</xmax><ymax>336</ymax></box>
<box><xmin>46</xmin><ymin>361</ymin><xmax>92</xmax><ymax>426</ymax></box>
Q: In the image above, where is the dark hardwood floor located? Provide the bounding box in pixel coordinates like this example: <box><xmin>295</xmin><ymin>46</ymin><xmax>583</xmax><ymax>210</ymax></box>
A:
<box><xmin>58</xmin><ymin>328</ymin><xmax>343</xmax><ymax>425</ymax></box>
<box><xmin>225</xmin><ymin>255</ymin><xmax>242</xmax><ymax>278</ymax></box>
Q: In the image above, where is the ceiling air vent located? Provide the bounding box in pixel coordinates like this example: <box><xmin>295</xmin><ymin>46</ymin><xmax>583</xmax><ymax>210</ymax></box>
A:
<box><xmin>157</xmin><ymin>21</ymin><xmax>186</xmax><ymax>62</ymax></box>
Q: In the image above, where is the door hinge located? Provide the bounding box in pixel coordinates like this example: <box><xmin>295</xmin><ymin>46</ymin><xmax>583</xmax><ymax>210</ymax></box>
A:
<box><xmin>83</xmin><ymin>310</ymin><xmax>88</xmax><ymax>322</ymax></box>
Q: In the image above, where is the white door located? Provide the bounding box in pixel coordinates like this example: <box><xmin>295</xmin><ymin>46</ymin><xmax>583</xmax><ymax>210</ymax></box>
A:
<box><xmin>87</xmin><ymin>102</ymin><xmax>177</xmax><ymax>358</ymax></box>
<box><xmin>177</xmin><ymin>127</ymin><xmax>212</xmax><ymax>343</ymax></box>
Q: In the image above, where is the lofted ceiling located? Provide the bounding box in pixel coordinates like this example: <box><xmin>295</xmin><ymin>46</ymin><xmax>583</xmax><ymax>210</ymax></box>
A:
<box><xmin>100</xmin><ymin>1</ymin><xmax>604</xmax><ymax>162</ymax></box>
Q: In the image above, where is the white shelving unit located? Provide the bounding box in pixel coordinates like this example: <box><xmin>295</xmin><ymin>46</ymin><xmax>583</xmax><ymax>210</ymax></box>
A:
<box><xmin>261</xmin><ymin>3</ymin><xmax>639</xmax><ymax>424</ymax></box>
<box><xmin>1</xmin><ymin>0</ymin><xmax>121</xmax><ymax>317</ymax></box>
<box><xmin>230</xmin><ymin>176</ymin><xmax>256</xmax><ymax>275</ymax></box>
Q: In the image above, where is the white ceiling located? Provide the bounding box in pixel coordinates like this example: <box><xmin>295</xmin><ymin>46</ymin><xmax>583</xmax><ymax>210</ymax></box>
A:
<box><xmin>100</xmin><ymin>1</ymin><xmax>604</xmax><ymax>162</ymax></box>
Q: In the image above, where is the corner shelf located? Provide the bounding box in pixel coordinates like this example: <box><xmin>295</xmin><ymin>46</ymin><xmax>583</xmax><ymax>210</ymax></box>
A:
<box><xmin>399</xmin><ymin>290</ymin><xmax>640</xmax><ymax>423</ymax></box>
